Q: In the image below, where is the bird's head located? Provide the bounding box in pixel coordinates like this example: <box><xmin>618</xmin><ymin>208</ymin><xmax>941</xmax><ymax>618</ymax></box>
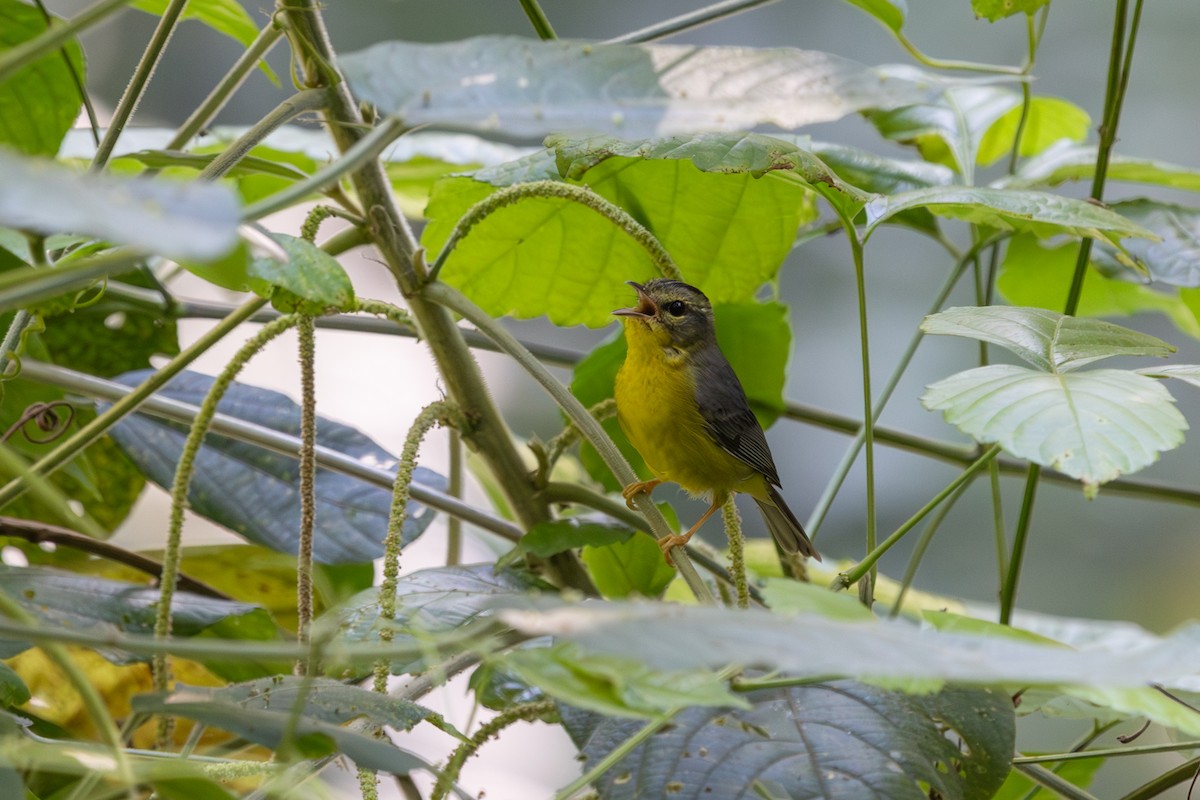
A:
<box><xmin>613</xmin><ymin>278</ymin><xmax>715</xmax><ymax>351</ymax></box>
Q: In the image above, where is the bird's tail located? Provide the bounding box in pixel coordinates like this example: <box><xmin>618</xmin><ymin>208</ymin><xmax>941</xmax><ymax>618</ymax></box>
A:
<box><xmin>754</xmin><ymin>485</ymin><xmax>820</xmax><ymax>561</ymax></box>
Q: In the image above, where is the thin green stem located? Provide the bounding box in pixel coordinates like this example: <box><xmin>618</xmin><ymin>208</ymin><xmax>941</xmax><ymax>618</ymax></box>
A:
<box><xmin>295</xmin><ymin>315</ymin><xmax>317</xmax><ymax>662</ymax></box>
<box><xmin>427</xmin><ymin>181</ymin><xmax>679</xmax><ymax>283</ymax></box>
<box><xmin>1000</xmin><ymin>463</ymin><xmax>1039</xmax><ymax>625</ymax></box>
<box><xmin>447</xmin><ymin>428</ymin><xmax>463</xmax><ymax>566</ymax></box>
<box><xmin>1011</xmin><ymin>764</ymin><xmax>1101</xmax><ymax>800</ymax></box>
<box><xmin>722</xmin><ymin>499</ymin><xmax>748</xmax><ymax>609</ymax></box>
<box><xmin>730</xmin><ymin>674</ymin><xmax>839</xmax><ymax>692</ymax></box>
<box><xmin>0</xmin><ymin>247</ymin><xmax>144</xmax><ymax>316</ymax></box>
<box><xmin>847</xmin><ymin>227</ymin><xmax>876</xmax><ymax>604</ymax></box>
<box><xmin>0</xmin><ymin>310</ymin><xmax>34</xmax><ymax>377</ymax></box>
<box><xmin>554</xmin><ymin>707</ymin><xmax>684</xmax><ymax>799</ymax></box>
<box><xmin>241</xmin><ymin>117</ymin><xmax>407</xmax><ymax>221</ymax></box>
<box><xmin>198</xmin><ymin>89</ymin><xmax>327</xmax><ymax>182</ymax></box>
<box><xmin>605</xmin><ymin>0</ymin><xmax>778</xmax><ymax>44</ymax></box>
<box><xmin>806</xmin><ymin>246</ymin><xmax>974</xmax><ymax>536</ymax></box>
<box><xmin>91</xmin><ymin>0</ymin><xmax>189</xmax><ymax>170</ymax></box>
<box><xmin>0</xmin><ymin>298</ymin><xmax>267</xmax><ymax>512</ymax></box>
<box><xmin>893</xmin><ymin>30</ymin><xmax>1024</xmax><ymax>75</ymax></box>
<box><xmin>0</xmin><ymin>0</ymin><xmax>132</xmax><ymax>84</ymax></box>
<box><xmin>1016</xmin><ymin>740</ymin><xmax>1200</xmax><ymax>764</ymax></box>
<box><xmin>832</xmin><ymin>446</ymin><xmax>1000</xmax><ymax>591</ymax></box>
<box><xmin>518</xmin><ymin>0</ymin><xmax>557</xmax><ymax>39</ymax></box>
<box><xmin>888</xmin><ymin>478</ymin><xmax>973</xmax><ymax>618</ymax></box>
<box><xmin>0</xmin><ymin>442</ymin><xmax>105</xmax><ymax>538</ymax></box>
<box><xmin>423</xmin><ymin>281</ymin><xmax>712</xmax><ymax>603</ymax></box>
<box><xmin>0</xmin><ymin>589</ymin><xmax>134</xmax><ymax>795</ymax></box>
<box><xmin>168</xmin><ymin>22</ymin><xmax>285</xmax><ymax>150</ymax></box>
<box><xmin>990</xmin><ymin>460</ymin><xmax>1007</xmax><ymax>588</ymax></box>
<box><xmin>1117</xmin><ymin>757</ymin><xmax>1200</xmax><ymax>800</ymax></box>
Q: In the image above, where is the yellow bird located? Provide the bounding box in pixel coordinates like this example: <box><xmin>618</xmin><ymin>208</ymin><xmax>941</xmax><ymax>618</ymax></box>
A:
<box><xmin>613</xmin><ymin>278</ymin><xmax>820</xmax><ymax>564</ymax></box>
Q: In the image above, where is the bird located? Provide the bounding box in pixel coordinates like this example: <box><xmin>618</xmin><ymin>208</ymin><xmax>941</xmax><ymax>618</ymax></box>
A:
<box><xmin>612</xmin><ymin>278</ymin><xmax>820</xmax><ymax>565</ymax></box>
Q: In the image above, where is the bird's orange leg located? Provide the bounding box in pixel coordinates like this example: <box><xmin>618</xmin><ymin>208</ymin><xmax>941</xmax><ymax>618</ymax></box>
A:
<box><xmin>621</xmin><ymin>478</ymin><xmax>663</xmax><ymax>510</ymax></box>
<box><xmin>658</xmin><ymin>499</ymin><xmax>722</xmax><ymax>566</ymax></box>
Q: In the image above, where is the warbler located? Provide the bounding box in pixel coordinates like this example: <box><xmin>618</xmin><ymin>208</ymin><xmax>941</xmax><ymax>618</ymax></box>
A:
<box><xmin>613</xmin><ymin>278</ymin><xmax>820</xmax><ymax>564</ymax></box>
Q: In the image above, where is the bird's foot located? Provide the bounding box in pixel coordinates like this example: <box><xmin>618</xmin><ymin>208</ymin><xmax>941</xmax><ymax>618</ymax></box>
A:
<box><xmin>656</xmin><ymin>531</ymin><xmax>695</xmax><ymax>567</ymax></box>
<box><xmin>621</xmin><ymin>479</ymin><xmax>662</xmax><ymax>510</ymax></box>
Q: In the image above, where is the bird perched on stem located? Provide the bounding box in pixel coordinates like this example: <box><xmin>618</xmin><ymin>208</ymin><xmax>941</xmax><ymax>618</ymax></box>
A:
<box><xmin>613</xmin><ymin>278</ymin><xmax>820</xmax><ymax>565</ymax></box>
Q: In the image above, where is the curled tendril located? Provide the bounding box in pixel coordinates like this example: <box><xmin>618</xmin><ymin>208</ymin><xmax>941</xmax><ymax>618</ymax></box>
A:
<box><xmin>1</xmin><ymin>401</ymin><xmax>77</xmax><ymax>445</ymax></box>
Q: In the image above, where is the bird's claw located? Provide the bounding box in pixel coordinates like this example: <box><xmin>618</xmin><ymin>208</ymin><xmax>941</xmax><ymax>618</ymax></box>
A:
<box><xmin>621</xmin><ymin>479</ymin><xmax>661</xmax><ymax>511</ymax></box>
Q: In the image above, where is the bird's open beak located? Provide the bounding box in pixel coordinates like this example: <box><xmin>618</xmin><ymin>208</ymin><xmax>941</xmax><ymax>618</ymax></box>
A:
<box><xmin>612</xmin><ymin>281</ymin><xmax>657</xmax><ymax>319</ymax></box>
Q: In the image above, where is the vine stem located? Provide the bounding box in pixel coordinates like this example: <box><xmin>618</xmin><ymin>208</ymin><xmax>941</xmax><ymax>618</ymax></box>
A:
<box><xmin>198</xmin><ymin>89</ymin><xmax>327</xmax><ymax>182</ymax></box>
<box><xmin>845</xmin><ymin>224</ymin><xmax>876</xmax><ymax>605</ymax></box>
<box><xmin>887</xmin><ymin>479</ymin><xmax>973</xmax><ymax>618</ymax></box>
<box><xmin>423</xmin><ymin>281</ymin><xmax>714</xmax><ymax>604</ymax></box>
<box><xmin>518</xmin><ymin>0</ymin><xmax>557</xmax><ymax>39</ymax></box>
<box><xmin>554</xmin><ymin>707</ymin><xmax>683</xmax><ymax>799</ymax></box>
<box><xmin>155</xmin><ymin>313</ymin><xmax>303</xmax><ymax>744</ymax></box>
<box><xmin>0</xmin><ymin>297</ymin><xmax>267</xmax><ymax>511</ymax></box>
<box><xmin>91</xmin><ymin>0</ymin><xmax>189</xmax><ymax>170</ymax></box>
<box><xmin>1015</xmin><ymin>739</ymin><xmax>1200</xmax><ymax>764</ymax></box>
<box><xmin>446</xmin><ymin>428</ymin><xmax>463</xmax><ymax>566</ymax></box>
<box><xmin>605</xmin><ymin>0</ymin><xmax>778</xmax><ymax>44</ymax></box>
<box><xmin>1011</xmin><ymin>764</ymin><xmax>1101</xmax><ymax>800</ymax></box>
<box><xmin>832</xmin><ymin>445</ymin><xmax>1001</xmax><ymax>591</ymax></box>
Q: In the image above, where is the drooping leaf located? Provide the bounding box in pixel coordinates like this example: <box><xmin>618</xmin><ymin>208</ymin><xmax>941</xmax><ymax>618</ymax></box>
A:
<box><xmin>867</xmin><ymin>85</ymin><xmax>1019</xmax><ymax>178</ymax></box>
<box><xmin>131</xmin><ymin>0</ymin><xmax>277</xmax><ymax>82</ymax></box>
<box><xmin>520</xmin><ymin>518</ymin><xmax>634</xmax><ymax>558</ymax></box>
<box><xmin>922</xmin><ymin>364</ymin><xmax>1185</xmax><ymax>489</ymax></box>
<box><xmin>996</xmin><ymin>234</ymin><xmax>1200</xmax><ymax>339</ymax></box>
<box><xmin>0</xmin><ymin>0</ymin><xmax>84</xmax><ymax>157</ymax></box>
<box><xmin>561</xmin><ymin>681</ymin><xmax>1014</xmax><ymax>800</ymax></box>
<box><xmin>921</xmin><ymin>305</ymin><xmax>1175</xmax><ymax>372</ymax></box>
<box><xmin>1136</xmin><ymin>364</ymin><xmax>1200</xmax><ymax>390</ymax></box>
<box><xmin>999</xmin><ymin>142</ymin><xmax>1200</xmax><ymax>193</ymax></box>
<box><xmin>107</xmin><ymin>370</ymin><xmax>445</xmax><ymax>564</ymax></box>
<box><xmin>865</xmin><ymin>186</ymin><xmax>1156</xmax><ymax>249</ymax></box>
<box><xmin>840</xmin><ymin>0</ymin><xmax>908</xmax><ymax>32</ymax></box>
<box><xmin>500</xmin><ymin>642</ymin><xmax>747</xmax><ymax>719</ymax></box>
<box><xmin>132</xmin><ymin>688</ymin><xmax>434</xmax><ymax>776</ymax></box>
<box><xmin>973</xmin><ymin>0</ymin><xmax>1051</xmax><ymax>22</ymax></box>
<box><xmin>580</xmin><ymin>533</ymin><xmax>676</xmax><ymax>600</ymax></box>
<box><xmin>340</xmin><ymin>36</ymin><xmax>941</xmax><ymax>138</ymax></box>
<box><xmin>0</xmin><ymin>150</ymin><xmax>240</xmax><ymax>261</ymax></box>
<box><xmin>976</xmin><ymin>96</ymin><xmax>1091</xmax><ymax>166</ymax></box>
<box><xmin>1091</xmin><ymin>200</ymin><xmax>1200</xmax><ymax>288</ymax></box>
<box><xmin>175</xmin><ymin>677</ymin><xmax>429</xmax><ymax>731</ymax></box>
<box><xmin>0</xmin><ymin>564</ymin><xmax>274</xmax><ymax>662</ymax></box>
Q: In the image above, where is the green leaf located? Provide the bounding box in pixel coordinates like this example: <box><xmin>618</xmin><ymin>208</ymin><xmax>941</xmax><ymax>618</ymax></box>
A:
<box><xmin>868</xmin><ymin>86</ymin><xmax>1019</xmax><ymax>178</ymax></box>
<box><xmin>921</xmin><ymin>305</ymin><xmax>1176</xmax><ymax>372</ymax></box>
<box><xmin>0</xmin><ymin>0</ymin><xmax>84</xmax><ymax>157</ymax></box>
<box><xmin>0</xmin><ymin>564</ymin><xmax>274</xmax><ymax>662</ymax></box>
<box><xmin>866</xmin><ymin>186</ymin><xmax>1157</xmax><ymax>248</ymax></box>
<box><xmin>761</xmin><ymin>578</ymin><xmax>876</xmax><ymax>621</ymax></box>
<box><xmin>581</xmin><ymin>533</ymin><xmax>676</xmax><ymax>599</ymax></box>
<box><xmin>977</xmin><ymin>96</ymin><xmax>1091</xmax><ymax>166</ymax></box>
<box><xmin>0</xmin><ymin>660</ymin><xmax>29</xmax><ymax>707</ymax></box>
<box><xmin>340</xmin><ymin>36</ymin><xmax>941</xmax><ymax>138</ymax></box>
<box><xmin>973</xmin><ymin>0</ymin><xmax>1051</xmax><ymax>22</ymax></box>
<box><xmin>0</xmin><ymin>150</ymin><xmax>240</xmax><ymax>261</ymax></box>
<box><xmin>1000</xmin><ymin>142</ymin><xmax>1200</xmax><ymax>192</ymax></box>
<box><xmin>175</xmin><ymin>677</ymin><xmax>429</xmax><ymax>731</ymax></box>
<box><xmin>501</xmin><ymin>642</ymin><xmax>747</xmax><ymax>719</ymax></box>
<box><xmin>521</xmin><ymin>518</ymin><xmax>634</xmax><ymax>558</ymax></box>
<box><xmin>250</xmin><ymin>234</ymin><xmax>355</xmax><ymax>313</ymax></box>
<box><xmin>808</xmin><ymin>138</ymin><xmax>954</xmax><ymax>195</ymax></box>
<box><xmin>840</xmin><ymin>0</ymin><xmax>908</xmax><ymax>32</ymax></box>
<box><xmin>131</xmin><ymin>0</ymin><xmax>277</xmax><ymax>82</ymax></box>
<box><xmin>1091</xmin><ymin>199</ymin><xmax>1200</xmax><ymax>288</ymax></box>
<box><xmin>131</xmin><ymin>689</ymin><xmax>433</xmax><ymax>776</ymax></box>
<box><xmin>1136</xmin><ymin>364</ymin><xmax>1200</xmax><ymax>389</ymax></box>
<box><xmin>561</xmin><ymin>682</ymin><xmax>1013</xmax><ymax>800</ymax></box>
<box><xmin>922</xmin><ymin>364</ymin><xmax>1185</xmax><ymax>488</ymax></box>
<box><xmin>997</xmin><ymin>234</ymin><xmax>1200</xmax><ymax>339</ymax></box>
<box><xmin>108</xmin><ymin>370</ymin><xmax>445</xmax><ymax>564</ymax></box>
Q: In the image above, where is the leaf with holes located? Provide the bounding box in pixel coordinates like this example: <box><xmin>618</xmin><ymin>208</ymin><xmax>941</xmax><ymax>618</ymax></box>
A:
<box><xmin>107</xmin><ymin>370</ymin><xmax>445</xmax><ymax>564</ymax></box>
<box><xmin>921</xmin><ymin>306</ymin><xmax>1175</xmax><ymax>373</ymax></box>
<box><xmin>922</xmin><ymin>364</ymin><xmax>1185</xmax><ymax>489</ymax></box>
<box><xmin>340</xmin><ymin>36</ymin><xmax>941</xmax><ymax>138</ymax></box>
<box><xmin>561</xmin><ymin>682</ymin><xmax>1013</xmax><ymax>800</ymax></box>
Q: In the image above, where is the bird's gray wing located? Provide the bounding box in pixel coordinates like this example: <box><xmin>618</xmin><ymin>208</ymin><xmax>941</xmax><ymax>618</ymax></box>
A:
<box><xmin>691</xmin><ymin>344</ymin><xmax>782</xmax><ymax>487</ymax></box>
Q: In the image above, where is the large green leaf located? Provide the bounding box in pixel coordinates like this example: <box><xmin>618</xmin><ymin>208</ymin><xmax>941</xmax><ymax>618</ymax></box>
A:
<box><xmin>976</xmin><ymin>96</ymin><xmax>1090</xmax><ymax>166</ymax></box>
<box><xmin>500</xmin><ymin>642</ymin><xmax>746</xmax><ymax>719</ymax></box>
<box><xmin>0</xmin><ymin>0</ymin><xmax>84</xmax><ymax>157</ymax></box>
<box><xmin>1091</xmin><ymin>200</ymin><xmax>1200</xmax><ymax>287</ymax></box>
<box><xmin>580</xmin><ymin>533</ymin><xmax>676</xmax><ymax>599</ymax></box>
<box><xmin>922</xmin><ymin>364</ymin><xmax>1185</xmax><ymax>489</ymax></box>
<box><xmin>132</xmin><ymin>0</ymin><xmax>276</xmax><ymax>82</ymax></box>
<box><xmin>999</xmin><ymin>142</ymin><xmax>1200</xmax><ymax>192</ymax></box>
<box><xmin>340</xmin><ymin>36</ymin><xmax>941</xmax><ymax>138</ymax></box>
<box><xmin>996</xmin><ymin>235</ymin><xmax>1200</xmax><ymax>339</ymax></box>
<box><xmin>865</xmin><ymin>186</ymin><xmax>1156</xmax><ymax>248</ymax></box>
<box><xmin>107</xmin><ymin>370</ymin><xmax>445</xmax><ymax>565</ymax></box>
<box><xmin>561</xmin><ymin>682</ymin><xmax>1013</xmax><ymax>800</ymax></box>
<box><xmin>519</xmin><ymin>518</ymin><xmax>634</xmax><ymax>558</ymax></box>
<box><xmin>921</xmin><ymin>305</ymin><xmax>1175</xmax><ymax>372</ymax></box>
<box><xmin>0</xmin><ymin>150</ymin><xmax>240</xmax><ymax>261</ymax></box>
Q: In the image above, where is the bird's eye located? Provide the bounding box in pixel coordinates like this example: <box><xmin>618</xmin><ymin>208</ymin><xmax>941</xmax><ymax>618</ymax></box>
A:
<box><xmin>666</xmin><ymin>300</ymin><xmax>686</xmax><ymax>317</ymax></box>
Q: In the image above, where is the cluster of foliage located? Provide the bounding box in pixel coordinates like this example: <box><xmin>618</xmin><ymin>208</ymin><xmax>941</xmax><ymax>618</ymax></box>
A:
<box><xmin>0</xmin><ymin>0</ymin><xmax>1199</xmax><ymax>797</ymax></box>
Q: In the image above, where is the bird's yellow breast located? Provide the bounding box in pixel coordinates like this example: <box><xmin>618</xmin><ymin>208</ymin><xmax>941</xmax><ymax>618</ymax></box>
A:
<box><xmin>614</xmin><ymin>321</ymin><xmax>757</xmax><ymax>497</ymax></box>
